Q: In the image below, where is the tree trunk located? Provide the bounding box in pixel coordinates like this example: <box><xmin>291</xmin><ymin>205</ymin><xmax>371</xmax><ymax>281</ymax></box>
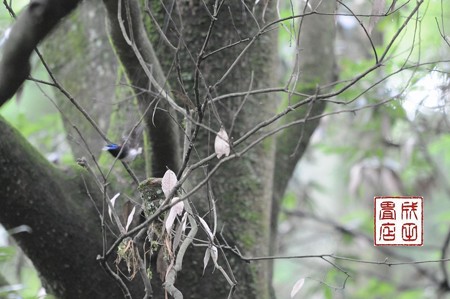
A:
<box><xmin>0</xmin><ymin>0</ymin><xmax>335</xmax><ymax>298</ymax></box>
<box><xmin>0</xmin><ymin>116</ymin><xmax>146</xmax><ymax>298</ymax></box>
<box><xmin>270</xmin><ymin>0</ymin><xmax>337</xmax><ymax>261</ymax></box>
<box><xmin>163</xmin><ymin>1</ymin><xmax>278</xmax><ymax>298</ymax></box>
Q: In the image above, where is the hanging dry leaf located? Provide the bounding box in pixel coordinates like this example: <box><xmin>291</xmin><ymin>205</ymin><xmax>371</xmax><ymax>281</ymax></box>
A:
<box><xmin>181</xmin><ymin>212</ymin><xmax>188</xmax><ymax>232</ymax></box>
<box><xmin>210</xmin><ymin>245</ymin><xmax>218</xmax><ymax>265</ymax></box>
<box><xmin>214</xmin><ymin>127</ymin><xmax>230</xmax><ymax>159</ymax></box>
<box><xmin>172</xmin><ymin>217</ymin><xmax>184</xmax><ymax>251</ymax></box>
<box><xmin>165</xmin><ymin>197</ymin><xmax>184</xmax><ymax>233</ymax></box>
<box><xmin>198</xmin><ymin>216</ymin><xmax>214</xmax><ymax>240</ymax></box>
<box><xmin>162</xmin><ymin>169</ymin><xmax>177</xmax><ymax>198</ymax></box>
<box><xmin>203</xmin><ymin>247</ymin><xmax>211</xmax><ymax>275</ymax></box>
<box><xmin>203</xmin><ymin>246</ymin><xmax>218</xmax><ymax>274</ymax></box>
<box><xmin>290</xmin><ymin>278</ymin><xmax>305</xmax><ymax>298</ymax></box>
<box><xmin>125</xmin><ymin>206</ymin><xmax>136</xmax><ymax>232</ymax></box>
<box><xmin>108</xmin><ymin>193</ymin><xmax>120</xmax><ymax>222</ymax></box>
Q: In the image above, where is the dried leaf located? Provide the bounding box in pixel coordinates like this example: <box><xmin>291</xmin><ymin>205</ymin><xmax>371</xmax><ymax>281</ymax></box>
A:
<box><xmin>162</xmin><ymin>169</ymin><xmax>177</xmax><ymax>198</ymax></box>
<box><xmin>210</xmin><ymin>245</ymin><xmax>218</xmax><ymax>265</ymax></box>
<box><xmin>203</xmin><ymin>246</ymin><xmax>218</xmax><ymax>274</ymax></box>
<box><xmin>290</xmin><ymin>278</ymin><xmax>305</xmax><ymax>298</ymax></box>
<box><xmin>125</xmin><ymin>206</ymin><xmax>136</xmax><ymax>232</ymax></box>
<box><xmin>198</xmin><ymin>216</ymin><xmax>214</xmax><ymax>240</ymax></box>
<box><xmin>214</xmin><ymin>127</ymin><xmax>230</xmax><ymax>159</ymax></box>
<box><xmin>172</xmin><ymin>217</ymin><xmax>184</xmax><ymax>251</ymax></box>
<box><xmin>165</xmin><ymin>209</ymin><xmax>177</xmax><ymax>234</ymax></box>
<box><xmin>172</xmin><ymin>198</ymin><xmax>185</xmax><ymax>216</ymax></box>
<box><xmin>7</xmin><ymin>225</ymin><xmax>32</xmax><ymax>235</ymax></box>
<box><xmin>203</xmin><ymin>247</ymin><xmax>210</xmax><ymax>275</ymax></box>
<box><xmin>181</xmin><ymin>212</ymin><xmax>188</xmax><ymax>232</ymax></box>
<box><xmin>165</xmin><ymin>197</ymin><xmax>184</xmax><ymax>233</ymax></box>
<box><xmin>108</xmin><ymin>193</ymin><xmax>120</xmax><ymax>222</ymax></box>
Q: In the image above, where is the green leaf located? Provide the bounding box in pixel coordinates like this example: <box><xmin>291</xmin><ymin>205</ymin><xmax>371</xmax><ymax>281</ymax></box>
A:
<box><xmin>397</xmin><ymin>289</ymin><xmax>424</xmax><ymax>299</ymax></box>
<box><xmin>282</xmin><ymin>192</ymin><xmax>297</xmax><ymax>210</ymax></box>
<box><xmin>323</xmin><ymin>285</ymin><xmax>332</xmax><ymax>299</ymax></box>
<box><xmin>0</xmin><ymin>246</ymin><xmax>16</xmax><ymax>262</ymax></box>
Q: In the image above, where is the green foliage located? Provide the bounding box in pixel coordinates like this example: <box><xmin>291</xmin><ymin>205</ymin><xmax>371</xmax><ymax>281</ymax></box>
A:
<box><xmin>353</xmin><ymin>278</ymin><xmax>396</xmax><ymax>298</ymax></box>
<box><xmin>340</xmin><ymin>209</ymin><xmax>372</xmax><ymax>234</ymax></box>
<box><xmin>396</xmin><ymin>289</ymin><xmax>425</xmax><ymax>299</ymax></box>
<box><xmin>0</xmin><ymin>246</ymin><xmax>15</xmax><ymax>262</ymax></box>
<box><xmin>275</xmin><ymin>1</ymin><xmax>450</xmax><ymax>298</ymax></box>
<box><xmin>0</xmin><ymin>111</ymin><xmax>72</xmax><ymax>162</ymax></box>
<box><xmin>385</xmin><ymin>101</ymin><xmax>407</xmax><ymax>119</ymax></box>
<box><xmin>0</xmin><ymin>62</ymin><xmax>71</xmax><ymax>163</ymax></box>
<box><xmin>351</xmin><ymin>277</ymin><xmax>425</xmax><ymax>299</ymax></box>
<box><xmin>0</xmin><ymin>0</ymin><xmax>27</xmax><ymax>27</ymax></box>
<box><xmin>0</xmin><ymin>245</ymin><xmax>44</xmax><ymax>298</ymax></box>
<box><xmin>19</xmin><ymin>267</ymin><xmax>43</xmax><ymax>298</ymax></box>
<box><xmin>429</xmin><ymin>135</ymin><xmax>450</xmax><ymax>165</ymax></box>
<box><xmin>282</xmin><ymin>192</ymin><xmax>297</xmax><ymax>210</ymax></box>
<box><xmin>7</xmin><ymin>112</ymin><xmax>61</xmax><ymax>140</ymax></box>
<box><xmin>323</xmin><ymin>286</ymin><xmax>333</xmax><ymax>299</ymax></box>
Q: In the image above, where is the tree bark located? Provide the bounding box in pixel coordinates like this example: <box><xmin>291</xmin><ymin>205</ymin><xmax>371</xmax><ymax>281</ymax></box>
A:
<box><xmin>0</xmin><ymin>116</ymin><xmax>145</xmax><ymax>298</ymax></box>
<box><xmin>270</xmin><ymin>0</ymin><xmax>337</xmax><ymax>261</ymax></box>
<box><xmin>103</xmin><ymin>0</ymin><xmax>181</xmax><ymax>177</ymax></box>
<box><xmin>160</xmin><ymin>1</ymin><xmax>278</xmax><ymax>298</ymax></box>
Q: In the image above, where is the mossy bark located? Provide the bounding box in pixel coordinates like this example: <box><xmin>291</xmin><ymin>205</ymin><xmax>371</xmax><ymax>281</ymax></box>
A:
<box><xmin>146</xmin><ymin>1</ymin><xmax>278</xmax><ymax>298</ymax></box>
<box><xmin>270</xmin><ymin>0</ymin><xmax>337</xmax><ymax>263</ymax></box>
<box><xmin>0</xmin><ymin>115</ymin><xmax>146</xmax><ymax>298</ymax></box>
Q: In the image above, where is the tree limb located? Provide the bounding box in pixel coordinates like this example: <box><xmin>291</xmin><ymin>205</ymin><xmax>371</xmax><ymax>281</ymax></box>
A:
<box><xmin>0</xmin><ymin>116</ymin><xmax>144</xmax><ymax>298</ymax></box>
<box><xmin>103</xmin><ymin>0</ymin><xmax>181</xmax><ymax>177</ymax></box>
<box><xmin>0</xmin><ymin>0</ymin><xmax>81</xmax><ymax>104</ymax></box>
<box><xmin>269</xmin><ymin>0</ymin><xmax>337</xmax><ymax>294</ymax></box>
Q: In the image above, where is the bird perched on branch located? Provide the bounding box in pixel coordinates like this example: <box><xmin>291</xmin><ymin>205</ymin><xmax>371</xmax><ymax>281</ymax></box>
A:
<box><xmin>103</xmin><ymin>143</ymin><xmax>142</xmax><ymax>162</ymax></box>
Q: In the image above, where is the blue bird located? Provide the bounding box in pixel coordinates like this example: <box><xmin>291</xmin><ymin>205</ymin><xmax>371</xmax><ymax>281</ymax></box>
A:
<box><xmin>103</xmin><ymin>143</ymin><xmax>142</xmax><ymax>162</ymax></box>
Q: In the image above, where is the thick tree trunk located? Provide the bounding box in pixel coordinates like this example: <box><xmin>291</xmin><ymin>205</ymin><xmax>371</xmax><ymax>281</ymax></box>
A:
<box><xmin>270</xmin><ymin>0</ymin><xmax>337</xmax><ymax>260</ymax></box>
<box><xmin>103</xmin><ymin>0</ymin><xmax>181</xmax><ymax>178</ymax></box>
<box><xmin>163</xmin><ymin>2</ymin><xmax>278</xmax><ymax>298</ymax></box>
<box><xmin>0</xmin><ymin>116</ymin><xmax>145</xmax><ymax>298</ymax></box>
